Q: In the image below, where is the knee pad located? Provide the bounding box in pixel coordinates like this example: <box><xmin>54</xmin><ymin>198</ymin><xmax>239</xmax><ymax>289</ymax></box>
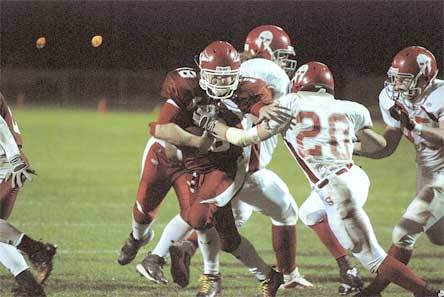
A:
<box><xmin>270</xmin><ymin>198</ymin><xmax>298</xmax><ymax>226</ymax></box>
<box><xmin>299</xmin><ymin>202</ymin><xmax>325</xmax><ymax>226</ymax></box>
<box><xmin>352</xmin><ymin>244</ymin><xmax>387</xmax><ymax>273</ymax></box>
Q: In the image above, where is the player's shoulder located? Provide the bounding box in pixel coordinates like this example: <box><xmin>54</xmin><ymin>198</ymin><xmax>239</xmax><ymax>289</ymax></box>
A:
<box><xmin>337</xmin><ymin>98</ymin><xmax>370</xmax><ymax>117</ymax></box>
<box><xmin>378</xmin><ymin>86</ymin><xmax>394</xmax><ymax>110</ymax></box>
<box><xmin>423</xmin><ymin>79</ymin><xmax>444</xmax><ymax>112</ymax></box>
<box><xmin>241</xmin><ymin>58</ymin><xmax>288</xmax><ymax>80</ymax></box>
<box><xmin>238</xmin><ymin>76</ymin><xmax>268</xmax><ymax>93</ymax></box>
<box><xmin>163</xmin><ymin>67</ymin><xmax>199</xmax><ymax>91</ymax></box>
<box><xmin>161</xmin><ymin>67</ymin><xmax>201</xmax><ymax>108</ymax></box>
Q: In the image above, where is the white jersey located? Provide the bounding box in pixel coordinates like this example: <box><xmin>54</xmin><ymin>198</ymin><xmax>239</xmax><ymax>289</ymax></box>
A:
<box><xmin>273</xmin><ymin>91</ymin><xmax>372</xmax><ymax>184</ymax></box>
<box><xmin>239</xmin><ymin>58</ymin><xmax>290</xmax><ymax>170</ymax></box>
<box><xmin>379</xmin><ymin>79</ymin><xmax>444</xmax><ymax>172</ymax></box>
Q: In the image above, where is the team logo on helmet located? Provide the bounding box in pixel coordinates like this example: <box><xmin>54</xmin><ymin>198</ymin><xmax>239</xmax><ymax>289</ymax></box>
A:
<box><xmin>416</xmin><ymin>53</ymin><xmax>432</xmax><ymax>76</ymax></box>
<box><xmin>293</xmin><ymin>64</ymin><xmax>309</xmax><ymax>83</ymax></box>
<box><xmin>256</xmin><ymin>31</ymin><xmax>274</xmax><ymax>55</ymax></box>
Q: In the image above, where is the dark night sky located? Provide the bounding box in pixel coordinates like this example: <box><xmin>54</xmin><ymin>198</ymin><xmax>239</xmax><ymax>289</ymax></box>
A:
<box><xmin>1</xmin><ymin>1</ymin><xmax>442</xmax><ymax>74</ymax></box>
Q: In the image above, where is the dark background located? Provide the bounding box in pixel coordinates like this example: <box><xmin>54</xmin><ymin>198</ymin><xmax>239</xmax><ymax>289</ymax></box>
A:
<box><xmin>0</xmin><ymin>0</ymin><xmax>443</xmax><ymax>111</ymax></box>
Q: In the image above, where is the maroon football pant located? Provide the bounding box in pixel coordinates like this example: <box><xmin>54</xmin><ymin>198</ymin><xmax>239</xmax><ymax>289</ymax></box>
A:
<box><xmin>174</xmin><ymin>169</ymin><xmax>241</xmax><ymax>252</ymax></box>
<box><xmin>133</xmin><ymin>142</ymin><xmax>172</xmax><ymax>224</ymax></box>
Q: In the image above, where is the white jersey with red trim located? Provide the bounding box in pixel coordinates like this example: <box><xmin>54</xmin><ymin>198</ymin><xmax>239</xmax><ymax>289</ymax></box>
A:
<box><xmin>379</xmin><ymin>79</ymin><xmax>444</xmax><ymax>172</ymax></box>
<box><xmin>275</xmin><ymin>91</ymin><xmax>372</xmax><ymax>184</ymax></box>
<box><xmin>239</xmin><ymin>58</ymin><xmax>291</xmax><ymax>171</ymax></box>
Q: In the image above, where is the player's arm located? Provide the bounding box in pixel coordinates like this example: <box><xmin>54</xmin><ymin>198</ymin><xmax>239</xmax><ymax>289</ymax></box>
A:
<box><xmin>395</xmin><ymin>102</ymin><xmax>444</xmax><ymax>147</ymax></box>
<box><xmin>412</xmin><ymin>121</ymin><xmax>444</xmax><ymax>147</ymax></box>
<box><xmin>194</xmin><ymin>100</ymin><xmax>293</xmax><ymax>147</ymax></box>
<box><xmin>354</xmin><ymin>125</ymin><xmax>402</xmax><ymax>158</ymax></box>
<box><xmin>150</xmin><ymin>100</ymin><xmax>213</xmax><ymax>153</ymax></box>
<box><xmin>150</xmin><ymin>122</ymin><xmax>213</xmax><ymax>153</ymax></box>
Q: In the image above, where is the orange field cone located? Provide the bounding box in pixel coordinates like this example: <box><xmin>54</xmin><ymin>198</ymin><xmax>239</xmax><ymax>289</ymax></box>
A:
<box><xmin>17</xmin><ymin>94</ymin><xmax>25</xmax><ymax>110</ymax></box>
<box><xmin>98</xmin><ymin>97</ymin><xmax>107</xmax><ymax>114</ymax></box>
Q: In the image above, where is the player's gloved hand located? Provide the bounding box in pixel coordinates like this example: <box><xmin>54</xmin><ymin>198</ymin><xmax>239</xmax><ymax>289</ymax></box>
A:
<box><xmin>197</xmin><ymin>131</ymin><xmax>214</xmax><ymax>154</ymax></box>
<box><xmin>8</xmin><ymin>155</ymin><xmax>36</xmax><ymax>188</ymax></box>
<box><xmin>398</xmin><ymin>106</ymin><xmax>417</xmax><ymax>131</ymax></box>
<box><xmin>258</xmin><ymin>101</ymin><xmax>293</xmax><ymax>125</ymax></box>
<box><xmin>192</xmin><ymin>104</ymin><xmax>219</xmax><ymax>133</ymax></box>
<box><xmin>388</xmin><ymin>102</ymin><xmax>402</xmax><ymax>121</ymax></box>
<box><xmin>389</xmin><ymin>101</ymin><xmax>417</xmax><ymax>131</ymax></box>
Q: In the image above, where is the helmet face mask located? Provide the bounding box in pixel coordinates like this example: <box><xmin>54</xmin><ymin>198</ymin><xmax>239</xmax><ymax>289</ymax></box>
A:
<box><xmin>199</xmin><ymin>67</ymin><xmax>240</xmax><ymax>99</ymax></box>
<box><xmin>273</xmin><ymin>48</ymin><xmax>297</xmax><ymax>77</ymax></box>
<box><xmin>198</xmin><ymin>41</ymin><xmax>241</xmax><ymax>100</ymax></box>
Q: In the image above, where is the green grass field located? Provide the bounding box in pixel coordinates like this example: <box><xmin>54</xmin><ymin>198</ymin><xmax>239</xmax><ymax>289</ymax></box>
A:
<box><xmin>0</xmin><ymin>108</ymin><xmax>442</xmax><ymax>297</ymax></box>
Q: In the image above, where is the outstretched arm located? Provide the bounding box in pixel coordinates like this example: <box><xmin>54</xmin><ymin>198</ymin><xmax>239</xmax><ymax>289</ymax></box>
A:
<box><xmin>150</xmin><ymin>122</ymin><xmax>214</xmax><ymax>154</ymax></box>
<box><xmin>354</xmin><ymin>125</ymin><xmax>401</xmax><ymax>159</ymax></box>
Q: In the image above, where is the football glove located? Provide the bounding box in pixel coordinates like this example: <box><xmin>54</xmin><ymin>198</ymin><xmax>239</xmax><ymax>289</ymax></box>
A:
<box><xmin>389</xmin><ymin>101</ymin><xmax>417</xmax><ymax>131</ymax></box>
<box><xmin>8</xmin><ymin>155</ymin><xmax>36</xmax><ymax>188</ymax></box>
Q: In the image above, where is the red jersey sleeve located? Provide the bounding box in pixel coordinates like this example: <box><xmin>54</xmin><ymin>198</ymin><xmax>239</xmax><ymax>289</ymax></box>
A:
<box><xmin>160</xmin><ymin>67</ymin><xmax>200</xmax><ymax>111</ymax></box>
<box><xmin>0</xmin><ymin>93</ymin><xmax>23</xmax><ymax>148</ymax></box>
<box><xmin>234</xmin><ymin>78</ymin><xmax>273</xmax><ymax>117</ymax></box>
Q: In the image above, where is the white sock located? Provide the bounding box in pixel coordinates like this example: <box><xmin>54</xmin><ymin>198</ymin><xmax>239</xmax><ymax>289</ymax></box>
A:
<box><xmin>131</xmin><ymin>214</ymin><xmax>153</xmax><ymax>240</ymax></box>
<box><xmin>152</xmin><ymin>214</ymin><xmax>192</xmax><ymax>257</ymax></box>
<box><xmin>231</xmin><ymin>236</ymin><xmax>271</xmax><ymax>281</ymax></box>
<box><xmin>197</xmin><ymin>227</ymin><xmax>220</xmax><ymax>275</ymax></box>
<box><xmin>0</xmin><ymin>219</ymin><xmax>24</xmax><ymax>246</ymax></box>
<box><xmin>0</xmin><ymin>242</ymin><xmax>29</xmax><ymax>276</ymax></box>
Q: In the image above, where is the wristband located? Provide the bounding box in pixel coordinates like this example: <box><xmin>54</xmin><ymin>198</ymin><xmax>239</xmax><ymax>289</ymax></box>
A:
<box><xmin>226</xmin><ymin>126</ymin><xmax>260</xmax><ymax>147</ymax></box>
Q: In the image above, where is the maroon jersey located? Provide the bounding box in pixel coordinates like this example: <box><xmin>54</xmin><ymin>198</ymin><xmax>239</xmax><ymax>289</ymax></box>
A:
<box><xmin>0</xmin><ymin>93</ymin><xmax>22</xmax><ymax>148</ymax></box>
<box><xmin>153</xmin><ymin>67</ymin><xmax>272</xmax><ymax>179</ymax></box>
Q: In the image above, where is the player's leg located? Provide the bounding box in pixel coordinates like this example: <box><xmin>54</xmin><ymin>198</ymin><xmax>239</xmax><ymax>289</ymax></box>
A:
<box><xmin>237</xmin><ymin>168</ymin><xmax>311</xmax><ymax>288</ymax></box>
<box><xmin>118</xmin><ymin>140</ymin><xmax>171</xmax><ymax>265</ymax></box>
<box><xmin>300</xmin><ymin>176</ymin><xmax>364</xmax><ymax>294</ymax></box>
<box><xmin>324</xmin><ymin>168</ymin><xmax>441</xmax><ymax>297</ymax></box>
<box><xmin>168</xmin><ymin>192</ymin><xmax>254</xmax><ymax>288</ymax></box>
<box><xmin>0</xmin><ymin>184</ymin><xmax>18</xmax><ymax>220</ymax></box>
<box><xmin>0</xmin><ymin>242</ymin><xmax>46</xmax><ymax>297</ymax></box>
<box><xmin>213</xmin><ymin>201</ymin><xmax>283</xmax><ymax>297</ymax></box>
<box><xmin>363</xmin><ymin>172</ymin><xmax>444</xmax><ymax>296</ymax></box>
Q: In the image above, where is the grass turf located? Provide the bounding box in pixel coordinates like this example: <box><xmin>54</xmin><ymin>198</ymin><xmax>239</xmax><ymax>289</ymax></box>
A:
<box><xmin>0</xmin><ymin>108</ymin><xmax>442</xmax><ymax>297</ymax></box>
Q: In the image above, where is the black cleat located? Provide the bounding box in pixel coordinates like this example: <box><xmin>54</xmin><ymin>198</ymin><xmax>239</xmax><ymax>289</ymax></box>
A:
<box><xmin>260</xmin><ymin>268</ymin><xmax>284</xmax><ymax>297</ymax></box>
<box><xmin>339</xmin><ymin>267</ymin><xmax>364</xmax><ymax>295</ymax></box>
<box><xmin>414</xmin><ymin>285</ymin><xmax>444</xmax><ymax>297</ymax></box>
<box><xmin>14</xmin><ymin>269</ymin><xmax>46</xmax><ymax>297</ymax></box>
<box><xmin>196</xmin><ymin>274</ymin><xmax>221</xmax><ymax>297</ymax></box>
<box><xmin>118</xmin><ymin>230</ymin><xmax>154</xmax><ymax>265</ymax></box>
<box><xmin>169</xmin><ymin>240</ymin><xmax>196</xmax><ymax>288</ymax></box>
<box><xmin>27</xmin><ymin>242</ymin><xmax>57</xmax><ymax>285</ymax></box>
<box><xmin>136</xmin><ymin>252</ymin><xmax>168</xmax><ymax>284</ymax></box>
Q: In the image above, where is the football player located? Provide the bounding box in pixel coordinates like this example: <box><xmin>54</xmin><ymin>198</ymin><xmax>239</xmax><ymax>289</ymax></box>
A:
<box><xmin>354</xmin><ymin>46</ymin><xmax>444</xmax><ymax>297</ymax></box>
<box><xmin>194</xmin><ymin>61</ymin><xmax>444</xmax><ymax>297</ymax></box>
<box><xmin>141</xmin><ymin>42</ymin><xmax>285</xmax><ymax>297</ymax></box>
<box><xmin>167</xmin><ymin>25</ymin><xmax>312</xmax><ymax>291</ymax></box>
<box><xmin>0</xmin><ymin>92</ymin><xmax>56</xmax><ymax>297</ymax></box>
<box><xmin>239</xmin><ymin>25</ymin><xmax>363</xmax><ymax>294</ymax></box>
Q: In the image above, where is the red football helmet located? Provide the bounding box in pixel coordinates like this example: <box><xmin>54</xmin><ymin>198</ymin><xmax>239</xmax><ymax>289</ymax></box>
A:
<box><xmin>290</xmin><ymin>62</ymin><xmax>334</xmax><ymax>95</ymax></box>
<box><xmin>385</xmin><ymin>46</ymin><xmax>438</xmax><ymax>104</ymax></box>
<box><xmin>244</xmin><ymin>25</ymin><xmax>297</xmax><ymax>76</ymax></box>
<box><xmin>198</xmin><ymin>41</ymin><xmax>241</xmax><ymax>100</ymax></box>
